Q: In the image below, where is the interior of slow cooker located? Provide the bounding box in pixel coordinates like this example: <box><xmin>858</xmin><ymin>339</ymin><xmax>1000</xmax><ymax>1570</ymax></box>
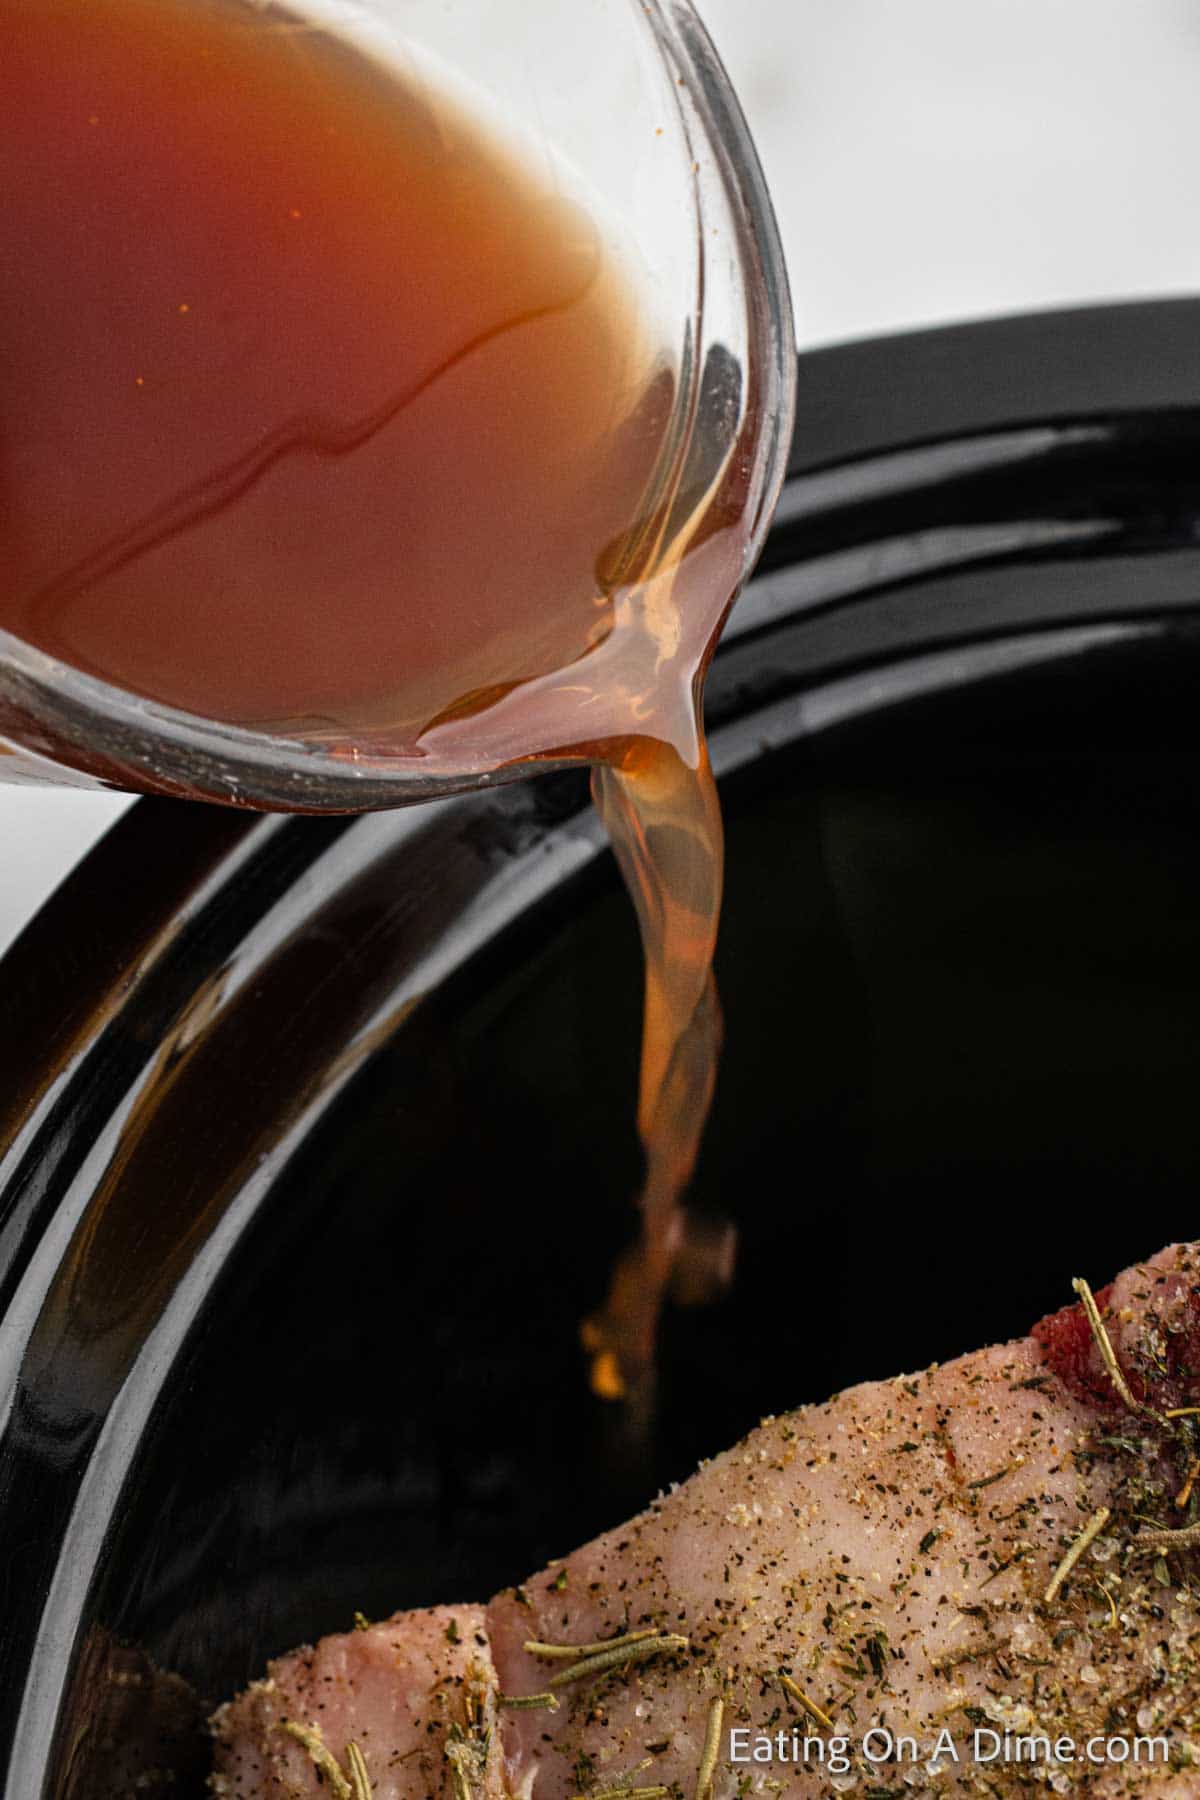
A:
<box><xmin>95</xmin><ymin>621</ymin><xmax>1200</xmax><ymax>1733</ymax></box>
<box><xmin>11</xmin><ymin>299</ymin><xmax>1200</xmax><ymax>1796</ymax></box>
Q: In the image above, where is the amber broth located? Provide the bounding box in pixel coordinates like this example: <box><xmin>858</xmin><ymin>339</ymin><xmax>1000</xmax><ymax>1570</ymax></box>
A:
<box><xmin>0</xmin><ymin>0</ymin><xmax>748</xmax><ymax>1404</ymax></box>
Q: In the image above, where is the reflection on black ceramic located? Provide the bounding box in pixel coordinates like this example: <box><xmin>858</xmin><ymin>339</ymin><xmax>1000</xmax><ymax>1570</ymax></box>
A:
<box><xmin>5</xmin><ymin>301</ymin><xmax>1200</xmax><ymax>1796</ymax></box>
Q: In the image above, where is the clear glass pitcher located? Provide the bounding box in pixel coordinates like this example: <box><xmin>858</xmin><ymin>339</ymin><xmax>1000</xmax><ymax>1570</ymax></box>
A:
<box><xmin>0</xmin><ymin>0</ymin><xmax>793</xmax><ymax>811</ymax></box>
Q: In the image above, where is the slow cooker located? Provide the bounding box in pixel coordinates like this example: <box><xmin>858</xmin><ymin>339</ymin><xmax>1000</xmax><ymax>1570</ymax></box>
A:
<box><xmin>4</xmin><ymin>301</ymin><xmax>1200</xmax><ymax>1796</ymax></box>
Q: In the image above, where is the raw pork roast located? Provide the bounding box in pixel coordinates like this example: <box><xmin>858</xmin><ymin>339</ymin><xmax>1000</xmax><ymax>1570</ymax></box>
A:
<box><xmin>212</xmin><ymin>1244</ymin><xmax>1200</xmax><ymax>1796</ymax></box>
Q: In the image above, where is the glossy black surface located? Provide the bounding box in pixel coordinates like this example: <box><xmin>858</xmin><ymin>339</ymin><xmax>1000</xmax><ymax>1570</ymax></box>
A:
<box><xmin>4</xmin><ymin>300</ymin><xmax>1200</xmax><ymax>1796</ymax></box>
<box><xmin>118</xmin><ymin>630</ymin><xmax>1200</xmax><ymax>1686</ymax></box>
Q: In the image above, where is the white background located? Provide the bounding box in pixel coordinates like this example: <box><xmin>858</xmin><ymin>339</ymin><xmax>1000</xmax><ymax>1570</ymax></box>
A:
<box><xmin>5</xmin><ymin>0</ymin><xmax>1200</xmax><ymax>956</ymax></box>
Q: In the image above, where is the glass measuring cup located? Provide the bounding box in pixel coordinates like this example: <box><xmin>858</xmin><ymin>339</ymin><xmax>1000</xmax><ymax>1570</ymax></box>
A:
<box><xmin>0</xmin><ymin>0</ymin><xmax>794</xmax><ymax>810</ymax></box>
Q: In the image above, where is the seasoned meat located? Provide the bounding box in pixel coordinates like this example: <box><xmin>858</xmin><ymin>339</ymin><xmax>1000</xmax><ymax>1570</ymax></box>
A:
<box><xmin>213</xmin><ymin>1244</ymin><xmax>1200</xmax><ymax>1796</ymax></box>
<box><xmin>210</xmin><ymin>1606</ymin><xmax>505</xmax><ymax>1799</ymax></box>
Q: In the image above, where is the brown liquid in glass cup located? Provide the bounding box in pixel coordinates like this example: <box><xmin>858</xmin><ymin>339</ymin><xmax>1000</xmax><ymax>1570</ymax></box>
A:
<box><xmin>0</xmin><ymin>0</ymin><xmax>772</xmax><ymax>1404</ymax></box>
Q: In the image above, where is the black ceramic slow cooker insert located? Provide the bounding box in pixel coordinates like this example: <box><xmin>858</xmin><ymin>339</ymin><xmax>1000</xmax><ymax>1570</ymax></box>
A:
<box><xmin>4</xmin><ymin>300</ymin><xmax>1200</xmax><ymax>1797</ymax></box>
